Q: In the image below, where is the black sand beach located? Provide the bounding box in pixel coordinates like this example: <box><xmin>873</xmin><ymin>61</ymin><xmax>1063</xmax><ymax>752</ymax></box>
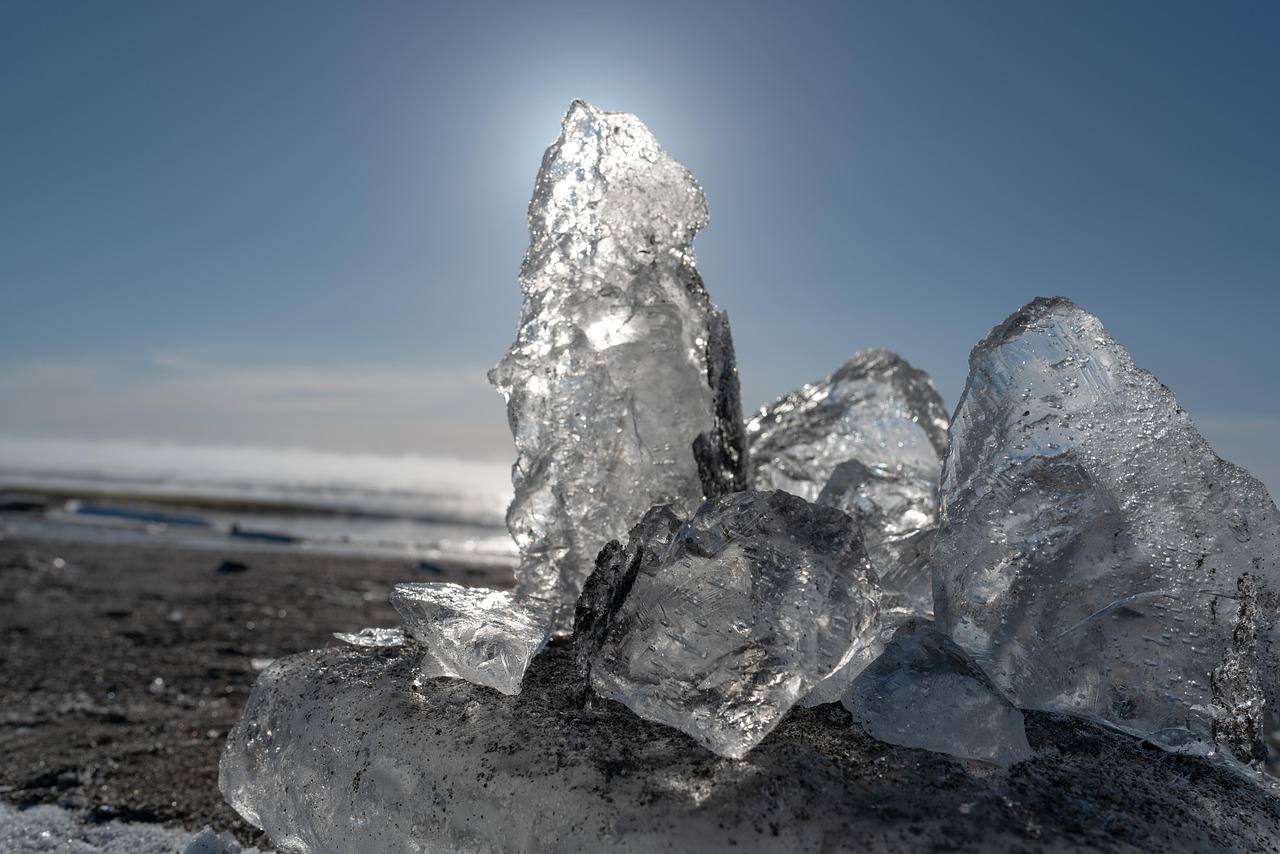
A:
<box><xmin>0</xmin><ymin>531</ymin><xmax>510</xmax><ymax>848</ymax></box>
<box><xmin>7</xmin><ymin>523</ymin><xmax>1280</xmax><ymax>852</ymax></box>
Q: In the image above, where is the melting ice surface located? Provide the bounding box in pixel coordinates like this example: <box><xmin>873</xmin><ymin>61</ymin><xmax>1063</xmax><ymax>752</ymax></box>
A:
<box><xmin>932</xmin><ymin>296</ymin><xmax>1280</xmax><ymax>762</ymax></box>
<box><xmin>392</xmin><ymin>99</ymin><xmax>746</xmax><ymax>695</ymax></box>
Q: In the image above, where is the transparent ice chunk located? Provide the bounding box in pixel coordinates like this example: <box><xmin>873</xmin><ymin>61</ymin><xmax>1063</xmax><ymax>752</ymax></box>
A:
<box><xmin>747</xmin><ymin>349</ymin><xmax>947</xmax><ymax>621</ymax></box>
<box><xmin>843</xmin><ymin>618</ymin><xmax>1032</xmax><ymax>767</ymax></box>
<box><xmin>932</xmin><ymin>296</ymin><xmax>1280</xmax><ymax>762</ymax></box>
<box><xmin>389</xmin><ymin>101</ymin><xmax>745</xmax><ymax>697</ymax></box>
<box><xmin>490</xmin><ymin>99</ymin><xmax>745</xmax><ymax>617</ymax></box>
<box><xmin>817</xmin><ymin>459</ymin><xmax>937</xmax><ymax>624</ymax></box>
<box><xmin>390</xmin><ymin>584</ymin><xmax>556</xmax><ymax>696</ymax></box>
<box><xmin>582</xmin><ymin>490</ymin><xmax>881</xmax><ymax>758</ymax></box>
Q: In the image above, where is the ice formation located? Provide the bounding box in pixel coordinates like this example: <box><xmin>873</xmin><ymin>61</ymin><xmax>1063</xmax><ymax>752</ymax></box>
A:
<box><xmin>491</xmin><ymin>98</ymin><xmax>745</xmax><ymax>610</ymax></box>
<box><xmin>932</xmin><ymin>296</ymin><xmax>1280</xmax><ymax>762</ymax></box>
<box><xmin>580</xmin><ymin>490</ymin><xmax>881</xmax><ymax>759</ymax></box>
<box><xmin>382</xmin><ymin>101</ymin><xmax>745</xmax><ymax>696</ymax></box>
<box><xmin>572</xmin><ymin>503</ymin><xmax>683</xmax><ymax>691</ymax></box>
<box><xmin>221</xmin><ymin>101</ymin><xmax>1280</xmax><ymax>854</ymax></box>
<box><xmin>843</xmin><ymin>618</ymin><xmax>1032</xmax><ymax>767</ymax></box>
<box><xmin>747</xmin><ymin>350</ymin><xmax>948</xmax><ymax>620</ymax></box>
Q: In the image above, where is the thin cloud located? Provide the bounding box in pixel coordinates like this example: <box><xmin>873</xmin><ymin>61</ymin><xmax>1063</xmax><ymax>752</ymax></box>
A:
<box><xmin>0</xmin><ymin>358</ymin><xmax>513</xmax><ymax>460</ymax></box>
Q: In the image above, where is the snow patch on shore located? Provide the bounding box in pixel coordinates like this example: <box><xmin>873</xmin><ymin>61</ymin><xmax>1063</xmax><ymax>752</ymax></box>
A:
<box><xmin>0</xmin><ymin>801</ymin><xmax>264</xmax><ymax>854</ymax></box>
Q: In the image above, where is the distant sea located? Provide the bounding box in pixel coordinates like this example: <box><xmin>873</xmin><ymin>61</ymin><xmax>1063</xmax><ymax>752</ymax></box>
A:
<box><xmin>0</xmin><ymin>437</ymin><xmax>518</xmax><ymax>571</ymax></box>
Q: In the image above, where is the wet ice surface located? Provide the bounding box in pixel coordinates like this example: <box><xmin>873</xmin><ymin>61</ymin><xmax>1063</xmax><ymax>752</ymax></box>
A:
<box><xmin>572</xmin><ymin>504</ymin><xmax>684</xmax><ymax>691</ymax></box>
<box><xmin>333</xmin><ymin>626</ymin><xmax>405</xmax><ymax>648</ymax></box>
<box><xmin>843</xmin><ymin>619</ymin><xmax>1032</xmax><ymax>767</ymax></box>
<box><xmin>748</xmin><ymin>350</ymin><xmax>948</xmax><ymax>620</ymax></box>
<box><xmin>932</xmin><ymin>296</ymin><xmax>1280</xmax><ymax>762</ymax></box>
<box><xmin>582</xmin><ymin>490</ymin><xmax>881</xmax><ymax>758</ymax></box>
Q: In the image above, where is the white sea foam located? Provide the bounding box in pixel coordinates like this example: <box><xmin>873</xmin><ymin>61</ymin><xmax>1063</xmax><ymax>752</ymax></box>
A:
<box><xmin>0</xmin><ymin>436</ymin><xmax>513</xmax><ymax>524</ymax></box>
<box><xmin>0</xmin><ymin>436</ymin><xmax>517</xmax><ymax>568</ymax></box>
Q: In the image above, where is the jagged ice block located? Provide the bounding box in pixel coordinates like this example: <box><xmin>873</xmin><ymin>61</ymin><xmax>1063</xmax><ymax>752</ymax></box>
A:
<box><xmin>491</xmin><ymin>99</ymin><xmax>746</xmax><ymax>611</ymax></box>
<box><xmin>581</xmin><ymin>490</ymin><xmax>882</xmax><ymax>759</ymax></box>
<box><xmin>932</xmin><ymin>296</ymin><xmax>1280</xmax><ymax>762</ymax></box>
<box><xmin>747</xmin><ymin>349</ymin><xmax>948</xmax><ymax>621</ymax></box>
<box><xmin>390</xmin><ymin>584</ymin><xmax>555</xmax><ymax>696</ymax></box>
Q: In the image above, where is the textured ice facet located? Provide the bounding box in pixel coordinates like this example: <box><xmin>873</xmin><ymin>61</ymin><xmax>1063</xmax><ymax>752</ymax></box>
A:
<box><xmin>572</xmin><ymin>504</ymin><xmax>684</xmax><ymax>691</ymax></box>
<box><xmin>747</xmin><ymin>349</ymin><xmax>948</xmax><ymax>620</ymax></box>
<box><xmin>583</xmin><ymin>490</ymin><xmax>881</xmax><ymax>758</ymax></box>
<box><xmin>490</xmin><ymin>99</ymin><xmax>745</xmax><ymax>615</ymax></box>
<box><xmin>843</xmin><ymin>619</ymin><xmax>1032</xmax><ymax>767</ymax></box>
<box><xmin>390</xmin><ymin>583</ymin><xmax>555</xmax><ymax>696</ymax></box>
<box><xmin>333</xmin><ymin>627</ymin><xmax>405</xmax><ymax>648</ymax></box>
<box><xmin>693</xmin><ymin>310</ymin><xmax>751</xmax><ymax>498</ymax></box>
<box><xmin>933</xmin><ymin>296</ymin><xmax>1280</xmax><ymax>761</ymax></box>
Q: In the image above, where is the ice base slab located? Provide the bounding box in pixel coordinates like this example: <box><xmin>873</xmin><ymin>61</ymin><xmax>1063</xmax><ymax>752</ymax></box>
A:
<box><xmin>220</xmin><ymin>640</ymin><xmax>1280</xmax><ymax>854</ymax></box>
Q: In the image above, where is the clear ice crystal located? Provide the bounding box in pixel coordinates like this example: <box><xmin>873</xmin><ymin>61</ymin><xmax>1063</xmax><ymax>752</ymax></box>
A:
<box><xmin>390</xmin><ymin>583</ymin><xmax>555</xmax><ymax>696</ymax></box>
<box><xmin>842</xmin><ymin>619</ymin><xmax>1033</xmax><ymax>767</ymax></box>
<box><xmin>932</xmin><ymin>296</ymin><xmax>1280</xmax><ymax>761</ymax></box>
<box><xmin>490</xmin><ymin>99</ymin><xmax>745</xmax><ymax>613</ymax></box>
<box><xmin>747</xmin><ymin>349</ymin><xmax>948</xmax><ymax>620</ymax></box>
<box><xmin>817</xmin><ymin>460</ymin><xmax>937</xmax><ymax>625</ymax></box>
<box><xmin>582</xmin><ymin>490</ymin><xmax>882</xmax><ymax>759</ymax></box>
<box><xmin>383</xmin><ymin>101</ymin><xmax>745</xmax><ymax>697</ymax></box>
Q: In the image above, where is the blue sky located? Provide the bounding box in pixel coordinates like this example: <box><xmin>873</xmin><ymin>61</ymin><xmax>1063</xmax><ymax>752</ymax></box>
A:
<box><xmin>2</xmin><ymin>2</ymin><xmax>1278</xmax><ymax>493</ymax></box>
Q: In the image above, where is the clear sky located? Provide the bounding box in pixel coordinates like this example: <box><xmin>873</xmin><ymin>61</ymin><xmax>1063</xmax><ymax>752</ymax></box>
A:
<box><xmin>2</xmin><ymin>2</ymin><xmax>1278</xmax><ymax>493</ymax></box>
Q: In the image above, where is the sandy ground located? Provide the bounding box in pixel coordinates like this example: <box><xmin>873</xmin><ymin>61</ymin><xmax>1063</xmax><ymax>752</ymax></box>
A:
<box><xmin>0</xmin><ymin>532</ymin><xmax>509</xmax><ymax>849</ymax></box>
